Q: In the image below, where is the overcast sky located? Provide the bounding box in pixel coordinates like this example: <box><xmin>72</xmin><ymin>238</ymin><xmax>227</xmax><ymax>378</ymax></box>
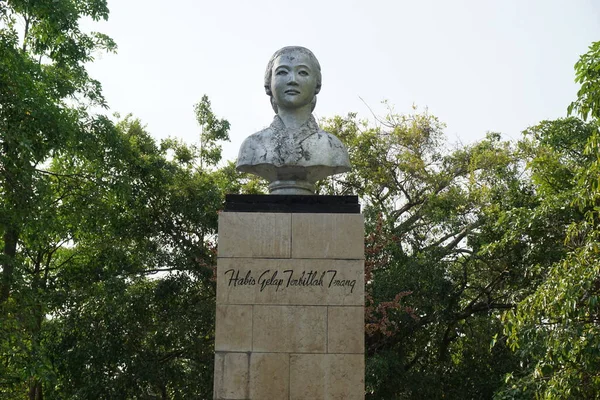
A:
<box><xmin>83</xmin><ymin>0</ymin><xmax>600</xmax><ymax>163</ymax></box>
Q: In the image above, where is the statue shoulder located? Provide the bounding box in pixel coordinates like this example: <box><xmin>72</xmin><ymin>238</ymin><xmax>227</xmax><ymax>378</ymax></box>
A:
<box><xmin>237</xmin><ymin>126</ymin><xmax>275</xmax><ymax>168</ymax></box>
<box><xmin>317</xmin><ymin>128</ymin><xmax>351</xmax><ymax>167</ymax></box>
<box><xmin>320</xmin><ymin>129</ymin><xmax>345</xmax><ymax>146</ymax></box>
<box><xmin>240</xmin><ymin>126</ymin><xmax>273</xmax><ymax>147</ymax></box>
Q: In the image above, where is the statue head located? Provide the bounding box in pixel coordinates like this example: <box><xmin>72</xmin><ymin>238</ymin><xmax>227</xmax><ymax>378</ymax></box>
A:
<box><xmin>264</xmin><ymin>46</ymin><xmax>322</xmax><ymax>114</ymax></box>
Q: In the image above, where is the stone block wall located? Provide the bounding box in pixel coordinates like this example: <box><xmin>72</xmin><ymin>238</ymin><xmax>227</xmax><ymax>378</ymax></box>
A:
<box><xmin>214</xmin><ymin>212</ymin><xmax>365</xmax><ymax>400</ymax></box>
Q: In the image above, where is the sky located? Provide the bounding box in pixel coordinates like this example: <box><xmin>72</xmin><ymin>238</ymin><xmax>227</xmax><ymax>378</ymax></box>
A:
<box><xmin>82</xmin><ymin>0</ymin><xmax>600</xmax><ymax>163</ymax></box>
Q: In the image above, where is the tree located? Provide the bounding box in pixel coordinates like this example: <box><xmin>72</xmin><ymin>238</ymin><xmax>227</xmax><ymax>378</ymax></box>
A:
<box><xmin>498</xmin><ymin>41</ymin><xmax>600</xmax><ymax>399</ymax></box>
<box><xmin>0</xmin><ymin>7</ymin><xmax>243</xmax><ymax>395</ymax></box>
<box><xmin>194</xmin><ymin>95</ymin><xmax>230</xmax><ymax>169</ymax></box>
<box><xmin>1</xmin><ymin>2</ymin><xmax>115</xmax><ymax>397</ymax></box>
<box><xmin>0</xmin><ymin>110</ymin><xmax>232</xmax><ymax>398</ymax></box>
<box><xmin>320</xmin><ymin>108</ymin><xmax>530</xmax><ymax>398</ymax></box>
<box><xmin>41</xmin><ymin>117</ymin><xmax>223</xmax><ymax>399</ymax></box>
<box><xmin>569</xmin><ymin>41</ymin><xmax>600</xmax><ymax>122</ymax></box>
<box><xmin>0</xmin><ymin>0</ymin><xmax>115</xmax><ymax>303</ymax></box>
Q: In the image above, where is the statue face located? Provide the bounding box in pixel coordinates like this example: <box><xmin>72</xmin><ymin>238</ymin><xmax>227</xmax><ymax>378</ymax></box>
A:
<box><xmin>270</xmin><ymin>51</ymin><xmax>318</xmax><ymax>112</ymax></box>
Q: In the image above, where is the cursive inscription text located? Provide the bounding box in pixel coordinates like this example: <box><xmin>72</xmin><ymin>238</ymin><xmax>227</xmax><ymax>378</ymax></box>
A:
<box><xmin>223</xmin><ymin>269</ymin><xmax>357</xmax><ymax>293</ymax></box>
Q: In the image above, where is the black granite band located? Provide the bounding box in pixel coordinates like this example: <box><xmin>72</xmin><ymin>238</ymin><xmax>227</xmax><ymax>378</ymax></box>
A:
<box><xmin>223</xmin><ymin>194</ymin><xmax>360</xmax><ymax>214</ymax></box>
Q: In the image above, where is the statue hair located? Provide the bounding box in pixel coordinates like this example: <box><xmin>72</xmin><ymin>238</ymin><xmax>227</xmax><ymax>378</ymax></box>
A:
<box><xmin>264</xmin><ymin>46</ymin><xmax>322</xmax><ymax>113</ymax></box>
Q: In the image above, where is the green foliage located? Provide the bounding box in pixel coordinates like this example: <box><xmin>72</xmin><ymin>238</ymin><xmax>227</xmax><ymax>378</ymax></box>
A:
<box><xmin>194</xmin><ymin>95</ymin><xmax>231</xmax><ymax>168</ymax></box>
<box><xmin>211</xmin><ymin>161</ymin><xmax>268</xmax><ymax>195</ymax></box>
<box><xmin>497</xmin><ymin>41</ymin><xmax>600</xmax><ymax>399</ymax></box>
<box><xmin>45</xmin><ymin>274</ymin><xmax>215</xmax><ymax>399</ymax></box>
<box><xmin>321</xmin><ymin>107</ymin><xmax>528</xmax><ymax>398</ymax></box>
<box><xmin>0</xmin><ymin>0</ymin><xmax>115</xmax><ymax>303</ymax></box>
<box><xmin>0</xmin><ymin>4</ymin><xmax>233</xmax><ymax>396</ymax></box>
<box><xmin>569</xmin><ymin>41</ymin><xmax>600</xmax><ymax>121</ymax></box>
<box><xmin>0</xmin><ymin>3</ymin><xmax>118</xmax><ymax>397</ymax></box>
<box><xmin>0</xmin><ymin>110</ymin><xmax>232</xmax><ymax>398</ymax></box>
<box><xmin>2</xmin><ymin>2</ymin><xmax>598</xmax><ymax>396</ymax></box>
<box><xmin>499</xmin><ymin>118</ymin><xmax>600</xmax><ymax>399</ymax></box>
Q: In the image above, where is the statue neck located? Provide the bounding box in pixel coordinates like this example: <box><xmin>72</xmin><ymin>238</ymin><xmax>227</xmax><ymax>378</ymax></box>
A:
<box><xmin>277</xmin><ymin>104</ymin><xmax>313</xmax><ymax>130</ymax></box>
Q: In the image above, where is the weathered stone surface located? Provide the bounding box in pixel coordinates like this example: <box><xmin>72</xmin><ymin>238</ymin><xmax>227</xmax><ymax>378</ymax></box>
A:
<box><xmin>214</xmin><ymin>305</ymin><xmax>252</xmax><ymax>352</ymax></box>
<box><xmin>253</xmin><ymin>305</ymin><xmax>326</xmax><ymax>353</ymax></box>
<box><xmin>236</xmin><ymin>46</ymin><xmax>351</xmax><ymax>195</ymax></box>
<box><xmin>289</xmin><ymin>354</ymin><xmax>365</xmax><ymax>400</ymax></box>
<box><xmin>218</xmin><ymin>212</ymin><xmax>291</xmax><ymax>258</ymax></box>
<box><xmin>215</xmin><ymin>210</ymin><xmax>365</xmax><ymax>399</ymax></box>
<box><xmin>217</xmin><ymin>258</ymin><xmax>364</xmax><ymax>306</ymax></box>
<box><xmin>292</xmin><ymin>213</ymin><xmax>364</xmax><ymax>259</ymax></box>
<box><xmin>249</xmin><ymin>353</ymin><xmax>289</xmax><ymax>399</ymax></box>
<box><xmin>213</xmin><ymin>352</ymin><xmax>249</xmax><ymax>399</ymax></box>
<box><xmin>328</xmin><ymin>306</ymin><xmax>365</xmax><ymax>353</ymax></box>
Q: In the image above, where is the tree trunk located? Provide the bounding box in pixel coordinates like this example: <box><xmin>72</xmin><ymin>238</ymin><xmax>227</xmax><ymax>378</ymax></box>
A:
<box><xmin>28</xmin><ymin>379</ymin><xmax>43</xmax><ymax>400</ymax></box>
<box><xmin>1</xmin><ymin>226</ymin><xmax>19</xmax><ymax>303</ymax></box>
<box><xmin>28</xmin><ymin>259</ymin><xmax>46</xmax><ymax>400</ymax></box>
<box><xmin>160</xmin><ymin>383</ymin><xmax>169</xmax><ymax>400</ymax></box>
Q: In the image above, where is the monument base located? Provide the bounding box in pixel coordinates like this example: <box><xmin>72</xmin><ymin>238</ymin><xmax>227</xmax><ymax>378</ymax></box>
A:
<box><xmin>268</xmin><ymin>180</ymin><xmax>314</xmax><ymax>195</ymax></box>
<box><xmin>213</xmin><ymin>195</ymin><xmax>365</xmax><ymax>399</ymax></box>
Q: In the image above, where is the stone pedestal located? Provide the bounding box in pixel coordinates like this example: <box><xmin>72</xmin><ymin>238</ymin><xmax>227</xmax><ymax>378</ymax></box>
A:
<box><xmin>213</xmin><ymin>195</ymin><xmax>365</xmax><ymax>400</ymax></box>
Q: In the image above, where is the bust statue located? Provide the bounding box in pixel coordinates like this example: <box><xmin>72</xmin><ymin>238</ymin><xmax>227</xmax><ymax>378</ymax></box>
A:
<box><xmin>236</xmin><ymin>46</ymin><xmax>351</xmax><ymax>195</ymax></box>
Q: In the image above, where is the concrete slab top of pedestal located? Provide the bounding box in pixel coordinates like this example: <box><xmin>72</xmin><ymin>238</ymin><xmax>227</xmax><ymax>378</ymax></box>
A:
<box><xmin>218</xmin><ymin>212</ymin><xmax>365</xmax><ymax>260</ymax></box>
<box><xmin>218</xmin><ymin>212</ymin><xmax>291</xmax><ymax>258</ymax></box>
<box><xmin>291</xmin><ymin>213</ymin><xmax>364</xmax><ymax>259</ymax></box>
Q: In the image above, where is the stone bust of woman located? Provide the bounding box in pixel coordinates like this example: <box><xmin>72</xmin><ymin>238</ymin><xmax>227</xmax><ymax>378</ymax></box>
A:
<box><xmin>236</xmin><ymin>46</ymin><xmax>351</xmax><ymax>195</ymax></box>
